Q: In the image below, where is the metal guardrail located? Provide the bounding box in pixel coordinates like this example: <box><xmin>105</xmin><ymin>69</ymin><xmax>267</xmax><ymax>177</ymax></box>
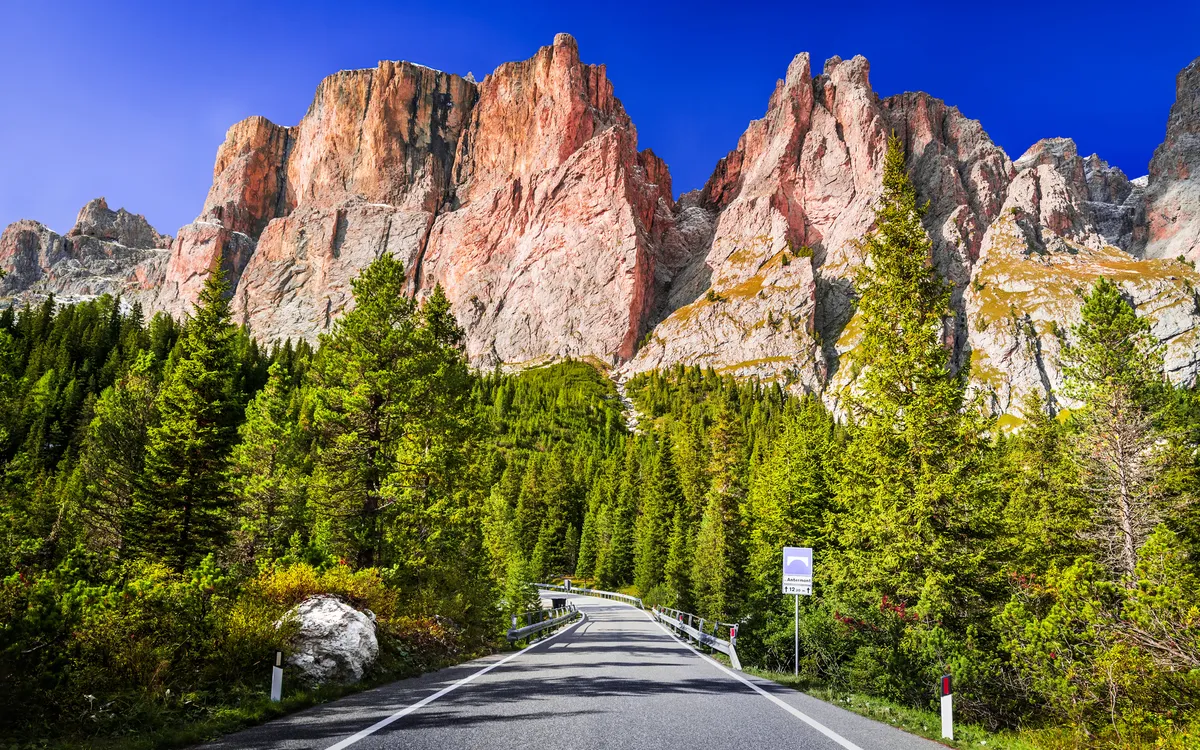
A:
<box><xmin>535</xmin><ymin>583</ymin><xmax>644</xmax><ymax>609</ymax></box>
<box><xmin>534</xmin><ymin>583</ymin><xmax>742</xmax><ymax>671</ymax></box>
<box><xmin>653</xmin><ymin>605</ymin><xmax>742</xmax><ymax>671</ymax></box>
<box><xmin>505</xmin><ymin>604</ymin><xmax>579</xmax><ymax>642</ymax></box>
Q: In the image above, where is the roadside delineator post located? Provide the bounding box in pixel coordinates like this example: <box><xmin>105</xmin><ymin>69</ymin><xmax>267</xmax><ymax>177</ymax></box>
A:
<box><xmin>940</xmin><ymin>674</ymin><xmax>953</xmax><ymax>740</ymax></box>
<box><xmin>271</xmin><ymin>650</ymin><xmax>284</xmax><ymax>702</ymax></box>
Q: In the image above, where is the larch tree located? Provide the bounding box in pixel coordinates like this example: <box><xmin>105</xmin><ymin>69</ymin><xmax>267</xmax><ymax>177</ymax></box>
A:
<box><xmin>1062</xmin><ymin>277</ymin><xmax>1168</xmax><ymax>580</ymax></box>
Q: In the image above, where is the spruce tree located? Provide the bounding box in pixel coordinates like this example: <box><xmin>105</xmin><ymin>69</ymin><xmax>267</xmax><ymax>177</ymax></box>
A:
<box><xmin>634</xmin><ymin>432</ymin><xmax>682</xmax><ymax>596</ymax></box>
<box><xmin>72</xmin><ymin>352</ymin><xmax>159</xmax><ymax>556</ymax></box>
<box><xmin>311</xmin><ymin>260</ymin><xmax>474</xmax><ymax>573</ymax></box>
<box><xmin>830</xmin><ymin>134</ymin><xmax>999</xmax><ymax>628</ymax></box>
<box><xmin>575</xmin><ymin>481</ymin><xmax>603</xmax><ymax>578</ymax></box>
<box><xmin>744</xmin><ymin>396</ymin><xmax>835</xmax><ymax>644</ymax></box>
<box><xmin>130</xmin><ymin>269</ymin><xmax>239</xmax><ymax>570</ymax></box>
<box><xmin>1001</xmin><ymin>390</ymin><xmax>1088</xmax><ymax>574</ymax></box>
<box><xmin>603</xmin><ymin>442</ymin><xmax>640</xmax><ymax>587</ymax></box>
<box><xmin>690</xmin><ymin>404</ymin><xmax>748</xmax><ymax>620</ymax></box>
<box><xmin>230</xmin><ymin>360</ymin><xmax>304</xmax><ymax>563</ymax></box>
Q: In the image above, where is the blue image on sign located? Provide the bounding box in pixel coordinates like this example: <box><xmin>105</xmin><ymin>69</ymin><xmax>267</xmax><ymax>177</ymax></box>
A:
<box><xmin>783</xmin><ymin>547</ymin><xmax>812</xmax><ymax>576</ymax></box>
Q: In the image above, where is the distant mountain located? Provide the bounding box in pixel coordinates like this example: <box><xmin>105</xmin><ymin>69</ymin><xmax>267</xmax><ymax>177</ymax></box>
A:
<box><xmin>4</xmin><ymin>35</ymin><xmax>1199</xmax><ymax>416</ymax></box>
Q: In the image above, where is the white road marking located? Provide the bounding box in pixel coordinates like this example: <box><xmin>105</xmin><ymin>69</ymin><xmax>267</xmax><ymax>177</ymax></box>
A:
<box><xmin>570</xmin><ymin>594</ymin><xmax>861</xmax><ymax>748</ymax></box>
<box><xmin>642</xmin><ymin>609</ymin><xmax>864</xmax><ymax>750</ymax></box>
<box><xmin>322</xmin><ymin>613</ymin><xmax>586</xmax><ymax>750</ymax></box>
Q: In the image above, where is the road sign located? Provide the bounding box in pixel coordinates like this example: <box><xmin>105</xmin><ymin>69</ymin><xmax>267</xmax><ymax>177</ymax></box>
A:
<box><xmin>783</xmin><ymin>546</ymin><xmax>814</xmax><ymax>677</ymax></box>
<box><xmin>782</xmin><ymin>547</ymin><xmax>812</xmax><ymax>594</ymax></box>
<box><xmin>783</xmin><ymin>547</ymin><xmax>812</xmax><ymax>576</ymax></box>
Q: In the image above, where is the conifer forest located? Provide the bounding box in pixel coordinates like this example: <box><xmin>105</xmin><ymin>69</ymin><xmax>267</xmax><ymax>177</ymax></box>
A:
<box><xmin>3</xmin><ymin>138</ymin><xmax>1200</xmax><ymax>747</ymax></box>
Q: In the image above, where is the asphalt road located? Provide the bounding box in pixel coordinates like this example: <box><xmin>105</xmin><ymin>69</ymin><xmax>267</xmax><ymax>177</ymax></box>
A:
<box><xmin>204</xmin><ymin>594</ymin><xmax>945</xmax><ymax>750</ymax></box>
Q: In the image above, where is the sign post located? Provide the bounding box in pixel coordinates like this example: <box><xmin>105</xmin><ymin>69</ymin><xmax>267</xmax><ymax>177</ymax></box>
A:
<box><xmin>781</xmin><ymin>547</ymin><xmax>813</xmax><ymax>677</ymax></box>
<box><xmin>794</xmin><ymin>593</ymin><xmax>799</xmax><ymax>676</ymax></box>
<box><xmin>940</xmin><ymin>674</ymin><xmax>953</xmax><ymax>740</ymax></box>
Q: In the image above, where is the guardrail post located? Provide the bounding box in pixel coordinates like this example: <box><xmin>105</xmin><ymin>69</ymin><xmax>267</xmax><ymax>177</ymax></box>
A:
<box><xmin>270</xmin><ymin>650</ymin><xmax>283</xmax><ymax>701</ymax></box>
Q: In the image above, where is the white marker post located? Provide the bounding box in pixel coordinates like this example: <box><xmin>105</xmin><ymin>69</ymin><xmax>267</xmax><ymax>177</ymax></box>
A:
<box><xmin>271</xmin><ymin>650</ymin><xmax>284</xmax><ymax>702</ymax></box>
<box><xmin>940</xmin><ymin>674</ymin><xmax>953</xmax><ymax>740</ymax></box>
<box><xmin>781</xmin><ymin>547</ymin><xmax>813</xmax><ymax>677</ymax></box>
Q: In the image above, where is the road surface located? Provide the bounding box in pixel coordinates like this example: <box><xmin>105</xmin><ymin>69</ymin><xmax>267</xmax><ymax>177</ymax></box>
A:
<box><xmin>204</xmin><ymin>594</ymin><xmax>944</xmax><ymax>749</ymax></box>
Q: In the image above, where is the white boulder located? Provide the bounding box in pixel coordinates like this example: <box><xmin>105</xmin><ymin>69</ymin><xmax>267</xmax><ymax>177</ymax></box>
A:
<box><xmin>282</xmin><ymin>595</ymin><xmax>379</xmax><ymax>685</ymax></box>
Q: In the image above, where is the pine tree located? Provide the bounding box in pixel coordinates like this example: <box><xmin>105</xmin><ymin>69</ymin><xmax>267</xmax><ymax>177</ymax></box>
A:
<box><xmin>130</xmin><ymin>269</ymin><xmax>240</xmax><ymax>570</ymax></box>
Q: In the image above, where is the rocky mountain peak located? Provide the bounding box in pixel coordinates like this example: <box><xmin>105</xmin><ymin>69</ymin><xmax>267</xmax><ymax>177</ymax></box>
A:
<box><xmin>6</xmin><ymin>43</ymin><xmax>1200</xmax><ymax>420</ymax></box>
<box><xmin>67</xmin><ymin>197</ymin><xmax>172</xmax><ymax>249</ymax></box>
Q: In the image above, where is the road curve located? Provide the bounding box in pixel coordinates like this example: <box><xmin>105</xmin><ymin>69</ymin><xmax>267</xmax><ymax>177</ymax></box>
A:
<box><xmin>203</xmin><ymin>594</ymin><xmax>944</xmax><ymax>750</ymax></box>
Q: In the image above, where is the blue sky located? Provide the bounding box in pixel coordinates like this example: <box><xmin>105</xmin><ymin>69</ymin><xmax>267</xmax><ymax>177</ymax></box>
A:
<box><xmin>1</xmin><ymin>0</ymin><xmax>1197</xmax><ymax>235</ymax></box>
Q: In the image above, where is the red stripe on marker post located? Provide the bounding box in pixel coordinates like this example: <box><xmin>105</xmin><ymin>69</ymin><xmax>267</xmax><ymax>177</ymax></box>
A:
<box><xmin>941</xmin><ymin>675</ymin><xmax>951</xmax><ymax>696</ymax></box>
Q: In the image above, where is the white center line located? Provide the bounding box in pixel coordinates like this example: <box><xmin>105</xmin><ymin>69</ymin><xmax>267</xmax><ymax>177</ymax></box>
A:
<box><xmin>322</xmin><ymin>612</ymin><xmax>586</xmax><ymax>750</ymax></box>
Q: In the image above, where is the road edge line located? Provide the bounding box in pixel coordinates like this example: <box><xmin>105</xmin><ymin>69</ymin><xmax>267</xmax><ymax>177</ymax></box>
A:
<box><xmin>642</xmin><ymin>610</ymin><xmax>864</xmax><ymax>750</ymax></box>
<box><xmin>322</xmin><ymin>612</ymin><xmax>587</xmax><ymax>750</ymax></box>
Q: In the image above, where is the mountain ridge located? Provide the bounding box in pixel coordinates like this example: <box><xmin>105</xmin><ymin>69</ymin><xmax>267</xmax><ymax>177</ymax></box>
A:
<box><xmin>4</xmin><ymin>34</ymin><xmax>1200</xmax><ymax>416</ymax></box>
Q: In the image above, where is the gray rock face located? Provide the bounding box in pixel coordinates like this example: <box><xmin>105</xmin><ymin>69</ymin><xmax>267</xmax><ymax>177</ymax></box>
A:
<box><xmin>964</xmin><ymin>138</ymin><xmax>1200</xmax><ymax>417</ymax></box>
<box><xmin>1145</xmin><ymin>57</ymin><xmax>1200</xmax><ymax>264</ymax></box>
<box><xmin>283</xmin><ymin>595</ymin><xmax>379</xmax><ymax>686</ymax></box>
<box><xmin>67</xmin><ymin>197</ymin><xmax>173</xmax><ymax>250</ymax></box>
<box><xmin>1012</xmin><ymin>138</ymin><xmax>1146</xmax><ymax>253</ymax></box>
<box><xmin>0</xmin><ymin>199</ymin><xmax>170</xmax><ymax>305</ymax></box>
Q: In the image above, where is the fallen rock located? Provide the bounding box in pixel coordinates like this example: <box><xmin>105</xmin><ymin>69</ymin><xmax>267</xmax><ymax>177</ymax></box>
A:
<box><xmin>282</xmin><ymin>595</ymin><xmax>379</xmax><ymax>685</ymax></box>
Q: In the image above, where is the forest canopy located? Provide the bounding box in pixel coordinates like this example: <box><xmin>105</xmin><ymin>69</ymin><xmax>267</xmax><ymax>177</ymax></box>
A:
<box><xmin>2</xmin><ymin>138</ymin><xmax>1199</xmax><ymax>748</ymax></box>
